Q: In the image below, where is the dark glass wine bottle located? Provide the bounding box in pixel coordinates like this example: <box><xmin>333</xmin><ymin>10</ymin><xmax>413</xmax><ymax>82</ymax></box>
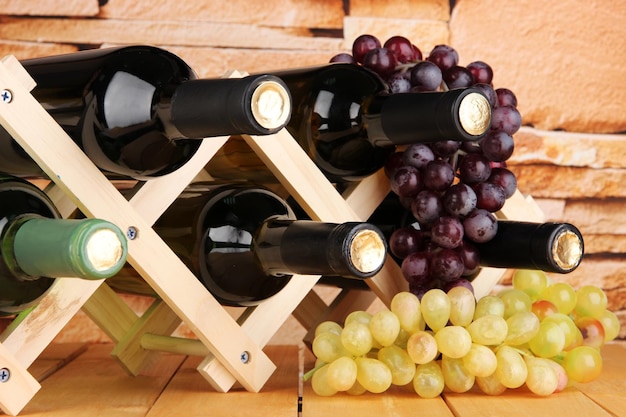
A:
<box><xmin>205</xmin><ymin>63</ymin><xmax>492</xmax><ymax>183</ymax></box>
<box><xmin>306</xmin><ymin>193</ymin><xmax>584</xmax><ymax>290</ymax></box>
<box><xmin>0</xmin><ymin>175</ymin><xmax>128</xmax><ymax>315</ymax></box>
<box><xmin>148</xmin><ymin>183</ymin><xmax>387</xmax><ymax>306</ymax></box>
<box><xmin>0</xmin><ymin>45</ymin><xmax>292</xmax><ymax>179</ymax></box>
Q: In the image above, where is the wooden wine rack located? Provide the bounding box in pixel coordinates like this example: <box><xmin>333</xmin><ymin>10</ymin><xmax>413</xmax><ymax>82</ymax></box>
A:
<box><xmin>0</xmin><ymin>55</ymin><xmax>543</xmax><ymax>416</ymax></box>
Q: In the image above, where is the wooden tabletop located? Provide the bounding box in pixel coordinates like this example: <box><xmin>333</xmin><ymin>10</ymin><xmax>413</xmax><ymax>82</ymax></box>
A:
<box><xmin>18</xmin><ymin>341</ymin><xmax>626</xmax><ymax>417</ymax></box>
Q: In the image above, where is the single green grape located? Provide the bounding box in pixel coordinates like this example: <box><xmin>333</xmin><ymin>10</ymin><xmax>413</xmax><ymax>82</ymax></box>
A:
<box><xmin>377</xmin><ymin>345</ymin><xmax>416</xmax><ymax>386</ymax></box>
<box><xmin>540</xmin><ymin>282</ymin><xmax>577</xmax><ymax>315</ymax></box>
<box><xmin>326</xmin><ymin>356</ymin><xmax>358</xmax><ymax>391</ymax></box>
<box><xmin>473</xmin><ymin>295</ymin><xmax>505</xmax><ymax>320</ymax></box>
<box><xmin>413</xmin><ymin>361</ymin><xmax>445</xmax><ymax>398</ymax></box>
<box><xmin>355</xmin><ymin>357</ymin><xmax>393</xmax><ymax>394</ymax></box>
<box><xmin>311</xmin><ymin>363</ymin><xmax>338</xmax><ymax>396</ymax></box>
<box><xmin>562</xmin><ymin>345</ymin><xmax>602</xmax><ymax>383</ymax></box>
<box><xmin>315</xmin><ymin>320</ymin><xmax>343</xmax><ymax>337</ymax></box>
<box><xmin>598</xmin><ymin>309</ymin><xmax>621</xmax><ymax>342</ymax></box>
<box><xmin>312</xmin><ymin>331</ymin><xmax>349</xmax><ymax>363</ymax></box>
<box><xmin>529</xmin><ymin>320</ymin><xmax>566</xmax><ymax>358</ymax></box>
<box><xmin>498</xmin><ymin>288</ymin><xmax>532</xmax><ymax>318</ymax></box>
<box><xmin>574</xmin><ymin>285</ymin><xmax>608</xmax><ymax>318</ymax></box>
<box><xmin>344</xmin><ymin>310</ymin><xmax>372</xmax><ymax>326</ymax></box>
<box><xmin>475</xmin><ymin>372</ymin><xmax>507</xmax><ymax>395</ymax></box>
<box><xmin>505</xmin><ymin>311</ymin><xmax>540</xmax><ymax>346</ymax></box>
<box><xmin>512</xmin><ymin>269</ymin><xmax>549</xmax><ymax>300</ymax></box>
<box><xmin>390</xmin><ymin>291</ymin><xmax>425</xmax><ymax>333</ymax></box>
<box><xmin>341</xmin><ymin>322</ymin><xmax>373</xmax><ymax>357</ymax></box>
<box><xmin>435</xmin><ymin>326</ymin><xmax>472</xmax><ymax>358</ymax></box>
<box><xmin>495</xmin><ymin>345</ymin><xmax>528</xmax><ymax>389</ymax></box>
<box><xmin>462</xmin><ymin>343</ymin><xmax>497</xmax><ymax>377</ymax></box>
<box><xmin>543</xmin><ymin>313</ymin><xmax>579</xmax><ymax>350</ymax></box>
<box><xmin>369</xmin><ymin>310</ymin><xmax>401</xmax><ymax>347</ymax></box>
<box><xmin>420</xmin><ymin>289</ymin><xmax>451</xmax><ymax>332</ymax></box>
<box><xmin>524</xmin><ymin>356</ymin><xmax>559</xmax><ymax>396</ymax></box>
<box><xmin>406</xmin><ymin>330</ymin><xmax>438</xmax><ymax>364</ymax></box>
<box><xmin>447</xmin><ymin>286</ymin><xmax>476</xmax><ymax>327</ymax></box>
<box><xmin>441</xmin><ymin>355</ymin><xmax>475</xmax><ymax>393</ymax></box>
<box><xmin>467</xmin><ymin>314</ymin><xmax>508</xmax><ymax>345</ymax></box>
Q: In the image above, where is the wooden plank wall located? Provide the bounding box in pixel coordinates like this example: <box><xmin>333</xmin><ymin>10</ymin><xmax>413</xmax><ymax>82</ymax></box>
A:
<box><xmin>0</xmin><ymin>0</ymin><xmax>625</xmax><ymax>341</ymax></box>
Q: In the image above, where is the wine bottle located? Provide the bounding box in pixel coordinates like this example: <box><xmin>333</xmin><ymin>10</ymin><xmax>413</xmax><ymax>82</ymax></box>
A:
<box><xmin>146</xmin><ymin>183</ymin><xmax>387</xmax><ymax>306</ymax></box>
<box><xmin>0</xmin><ymin>175</ymin><xmax>128</xmax><ymax>315</ymax></box>
<box><xmin>205</xmin><ymin>62</ymin><xmax>492</xmax><ymax>182</ymax></box>
<box><xmin>0</xmin><ymin>45</ymin><xmax>292</xmax><ymax>179</ymax></box>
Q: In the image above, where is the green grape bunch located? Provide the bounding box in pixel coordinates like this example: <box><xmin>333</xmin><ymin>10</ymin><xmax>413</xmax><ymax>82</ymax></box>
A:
<box><xmin>305</xmin><ymin>269</ymin><xmax>620</xmax><ymax>397</ymax></box>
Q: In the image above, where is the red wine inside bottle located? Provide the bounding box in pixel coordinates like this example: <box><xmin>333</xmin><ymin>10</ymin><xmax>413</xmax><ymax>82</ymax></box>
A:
<box><xmin>0</xmin><ymin>175</ymin><xmax>128</xmax><ymax>315</ymax></box>
<box><xmin>0</xmin><ymin>45</ymin><xmax>292</xmax><ymax>179</ymax></box>
<box><xmin>151</xmin><ymin>183</ymin><xmax>387</xmax><ymax>306</ymax></box>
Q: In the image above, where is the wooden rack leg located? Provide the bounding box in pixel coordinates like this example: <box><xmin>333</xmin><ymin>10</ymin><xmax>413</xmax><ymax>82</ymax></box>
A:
<box><xmin>0</xmin><ymin>343</ymin><xmax>41</xmax><ymax>416</ymax></box>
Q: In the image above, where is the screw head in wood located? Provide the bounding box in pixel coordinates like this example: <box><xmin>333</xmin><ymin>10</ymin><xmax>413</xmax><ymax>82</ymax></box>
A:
<box><xmin>1</xmin><ymin>89</ymin><xmax>13</xmax><ymax>103</ymax></box>
<box><xmin>0</xmin><ymin>368</ymin><xmax>10</xmax><ymax>382</ymax></box>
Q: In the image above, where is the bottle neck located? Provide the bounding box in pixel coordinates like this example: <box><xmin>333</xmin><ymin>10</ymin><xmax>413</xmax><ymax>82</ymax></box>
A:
<box><xmin>367</xmin><ymin>88</ymin><xmax>492</xmax><ymax>147</ymax></box>
<box><xmin>3</xmin><ymin>215</ymin><xmax>128</xmax><ymax>281</ymax></box>
<box><xmin>253</xmin><ymin>218</ymin><xmax>387</xmax><ymax>278</ymax></box>
<box><xmin>474</xmin><ymin>221</ymin><xmax>584</xmax><ymax>273</ymax></box>
<box><xmin>170</xmin><ymin>75</ymin><xmax>292</xmax><ymax>138</ymax></box>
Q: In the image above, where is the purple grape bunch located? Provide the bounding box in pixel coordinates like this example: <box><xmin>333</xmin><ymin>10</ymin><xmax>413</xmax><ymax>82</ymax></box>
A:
<box><xmin>330</xmin><ymin>34</ymin><xmax>522</xmax><ymax>298</ymax></box>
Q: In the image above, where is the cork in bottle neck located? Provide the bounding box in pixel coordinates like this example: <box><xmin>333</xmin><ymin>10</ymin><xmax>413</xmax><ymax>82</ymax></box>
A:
<box><xmin>349</xmin><ymin>229</ymin><xmax>387</xmax><ymax>274</ymax></box>
<box><xmin>458</xmin><ymin>92</ymin><xmax>492</xmax><ymax>136</ymax></box>
<box><xmin>250</xmin><ymin>80</ymin><xmax>292</xmax><ymax>131</ymax></box>
<box><xmin>552</xmin><ymin>229</ymin><xmax>584</xmax><ymax>272</ymax></box>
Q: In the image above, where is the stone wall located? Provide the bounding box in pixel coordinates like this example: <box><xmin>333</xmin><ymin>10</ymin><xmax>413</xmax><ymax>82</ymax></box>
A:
<box><xmin>1</xmin><ymin>0</ymin><xmax>625</xmax><ymax>342</ymax></box>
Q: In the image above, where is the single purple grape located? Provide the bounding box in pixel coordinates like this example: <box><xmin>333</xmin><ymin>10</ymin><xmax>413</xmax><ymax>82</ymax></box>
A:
<box><xmin>384</xmin><ymin>35</ymin><xmax>418</xmax><ymax>63</ymax></box>
<box><xmin>473</xmin><ymin>181</ymin><xmax>506</xmax><ymax>212</ymax></box>
<box><xmin>423</xmin><ymin>160</ymin><xmax>455</xmax><ymax>191</ymax></box>
<box><xmin>490</xmin><ymin>105</ymin><xmax>522</xmax><ymax>135</ymax></box>
<box><xmin>481</xmin><ymin>130</ymin><xmax>515</xmax><ymax>162</ymax></box>
<box><xmin>426</xmin><ymin>44</ymin><xmax>459</xmax><ymax>71</ymax></box>
<box><xmin>455</xmin><ymin>241</ymin><xmax>480</xmax><ymax>276</ymax></box>
<box><xmin>495</xmin><ymin>88</ymin><xmax>518</xmax><ymax>108</ymax></box>
<box><xmin>429</xmin><ymin>248</ymin><xmax>464</xmax><ymax>282</ymax></box>
<box><xmin>459</xmin><ymin>153</ymin><xmax>492</xmax><ymax>184</ymax></box>
<box><xmin>466</xmin><ymin>61</ymin><xmax>494</xmax><ymax>85</ymax></box>
<box><xmin>409</xmin><ymin>61</ymin><xmax>443</xmax><ymax>91</ymax></box>
<box><xmin>443</xmin><ymin>65</ymin><xmax>475</xmax><ymax>89</ymax></box>
<box><xmin>411</xmin><ymin>190</ymin><xmax>443</xmax><ymax>227</ymax></box>
<box><xmin>390</xmin><ymin>165</ymin><xmax>422</xmax><ymax>198</ymax></box>
<box><xmin>430</xmin><ymin>216</ymin><xmax>464</xmax><ymax>249</ymax></box>
<box><xmin>430</xmin><ymin>140</ymin><xmax>461</xmax><ymax>158</ymax></box>
<box><xmin>329</xmin><ymin>53</ymin><xmax>356</xmax><ymax>63</ymax></box>
<box><xmin>362</xmin><ymin>47</ymin><xmax>399</xmax><ymax>79</ymax></box>
<box><xmin>389</xmin><ymin>226</ymin><xmax>425</xmax><ymax>259</ymax></box>
<box><xmin>387</xmin><ymin>71</ymin><xmax>412</xmax><ymax>93</ymax></box>
<box><xmin>443</xmin><ymin>183</ymin><xmax>477</xmax><ymax>217</ymax></box>
<box><xmin>401</xmin><ymin>251</ymin><xmax>431</xmax><ymax>287</ymax></box>
<box><xmin>488</xmin><ymin>167</ymin><xmax>518</xmax><ymax>198</ymax></box>
<box><xmin>402</xmin><ymin>143</ymin><xmax>435</xmax><ymax>169</ymax></box>
<box><xmin>462</xmin><ymin>209</ymin><xmax>498</xmax><ymax>243</ymax></box>
<box><xmin>352</xmin><ymin>34</ymin><xmax>381</xmax><ymax>63</ymax></box>
<box><xmin>443</xmin><ymin>278</ymin><xmax>475</xmax><ymax>294</ymax></box>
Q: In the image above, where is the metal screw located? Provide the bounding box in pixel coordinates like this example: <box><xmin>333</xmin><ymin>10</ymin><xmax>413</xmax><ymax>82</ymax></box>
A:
<box><xmin>1</xmin><ymin>89</ymin><xmax>13</xmax><ymax>103</ymax></box>
<box><xmin>240</xmin><ymin>351</ymin><xmax>250</xmax><ymax>364</ymax></box>
<box><xmin>0</xmin><ymin>368</ymin><xmax>10</xmax><ymax>382</ymax></box>
<box><xmin>126</xmin><ymin>226</ymin><xmax>138</xmax><ymax>240</ymax></box>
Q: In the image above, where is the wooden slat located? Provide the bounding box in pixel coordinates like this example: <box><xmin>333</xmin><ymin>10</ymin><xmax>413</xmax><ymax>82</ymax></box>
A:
<box><xmin>98</xmin><ymin>0</ymin><xmax>345</xmax><ymax>29</ymax></box>
<box><xmin>27</xmin><ymin>343</ymin><xmax>88</xmax><ymax>382</ymax></box>
<box><xmin>20</xmin><ymin>344</ymin><xmax>185</xmax><ymax>417</ymax></box>
<box><xmin>146</xmin><ymin>346</ymin><xmax>299</xmax><ymax>417</ymax></box>
<box><xmin>0</xmin><ymin>0</ymin><xmax>99</xmax><ymax>16</ymax></box>
<box><xmin>0</xmin><ymin>343</ymin><xmax>40</xmax><ymax>416</ymax></box>
<box><xmin>0</xmin><ymin>17</ymin><xmax>344</xmax><ymax>51</ymax></box>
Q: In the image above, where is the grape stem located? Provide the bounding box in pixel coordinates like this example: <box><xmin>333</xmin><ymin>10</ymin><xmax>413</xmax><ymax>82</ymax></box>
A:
<box><xmin>302</xmin><ymin>361</ymin><xmax>327</xmax><ymax>382</ymax></box>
